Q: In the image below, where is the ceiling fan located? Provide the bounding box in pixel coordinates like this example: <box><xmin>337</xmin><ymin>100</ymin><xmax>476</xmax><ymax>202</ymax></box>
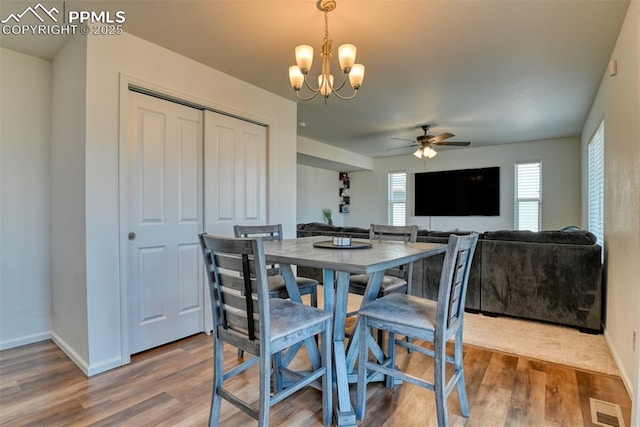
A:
<box><xmin>390</xmin><ymin>125</ymin><xmax>471</xmax><ymax>159</ymax></box>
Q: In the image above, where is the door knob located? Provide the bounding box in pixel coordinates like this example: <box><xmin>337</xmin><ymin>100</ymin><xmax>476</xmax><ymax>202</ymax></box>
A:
<box><xmin>128</xmin><ymin>232</ymin><xmax>136</xmax><ymax>241</ymax></box>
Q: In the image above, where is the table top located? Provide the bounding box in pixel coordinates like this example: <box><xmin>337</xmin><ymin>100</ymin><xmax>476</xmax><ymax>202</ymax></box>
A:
<box><xmin>263</xmin><ymin>235</ymin><xmax>446</xmax><ymax>275</ymax></box>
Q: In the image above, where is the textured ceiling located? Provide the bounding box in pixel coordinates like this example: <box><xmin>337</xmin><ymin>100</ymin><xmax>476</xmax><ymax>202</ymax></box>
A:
<box><xmin>0</xmin><ymin>0</ymin><xmax>630</xmax><ymax>158</ymax></box>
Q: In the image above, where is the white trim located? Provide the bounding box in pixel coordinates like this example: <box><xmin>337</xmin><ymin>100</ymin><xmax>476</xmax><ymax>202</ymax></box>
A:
<box><xmin>0</xmin><ymin>331</ymin><xmax>51</xmax><ymax>351</ymax></box>
<box><xmin>51</xmin><ymin>330</ymin><xmax>127</xmax><ymax>377</ymax></box>
<box><xmin>604</xmin><ymin>328</ymin><xmax>634</xmax><ymax>397</ymax></box>
<box><xmin>118</xmin><ymin>74</ymin><xmax>132</xmax><ymax>366</ymax></box>
<box><xmin>51</xmin><ymin>331</ymin><xmax>90</xmax><ymax>376</ymax></box>
<box><xmin>119</xmin><ymin>73</ymin><xmax>273</xmax><ymax>129</ymax></box>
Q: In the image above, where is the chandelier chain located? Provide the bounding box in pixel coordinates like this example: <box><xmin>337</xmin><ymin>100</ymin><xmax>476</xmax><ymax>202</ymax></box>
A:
<box><xmin>323</xmin><ymin>8</ymin><xmax>332</xmax><ymax>57</ymax></box>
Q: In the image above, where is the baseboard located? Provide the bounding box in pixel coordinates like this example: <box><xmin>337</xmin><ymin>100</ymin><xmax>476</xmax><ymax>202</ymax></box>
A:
<box><xmin>0</xmin><ymin>331</ymin><xmax>51</xmax><ymax>351</ymax></box>
<box><xmin>50</xmin><ymin>332</ymin><xmax>128</xmax><ymax>377</ymax></box>
<box><xmin>604</xmin><ymin>328</ymin><xmax>634</xmax><ymax>399</ymax></box>
<box><xmin>86</xmin><ymin>355</ymin><xmax>127</xmax><ymax>377</ymax></box>
<box><xmin>51</xmin><ymin>331</ymin><xmax>90</xmax><ymax>376</ymax></box>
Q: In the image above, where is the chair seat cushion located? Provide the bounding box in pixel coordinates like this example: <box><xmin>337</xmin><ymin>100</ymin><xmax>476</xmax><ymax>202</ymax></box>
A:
<box><xmin>270</xmin><ymin>298</ymin><xmax>331</xmax><ymax>342</ymax></box>
<box><xmin>359</xmin><ymin>293</ymin><xmax>437</xmax><ymax>332</ymax></box>
<box><xmin>348</xmin><ymin>274</ymin><xmax>407</xmax><ymax>296</ymax></box>
<box><xmin>268</xmin><ymin>275</ymin><xmax>318</xmax><ymax>293</ymax></box>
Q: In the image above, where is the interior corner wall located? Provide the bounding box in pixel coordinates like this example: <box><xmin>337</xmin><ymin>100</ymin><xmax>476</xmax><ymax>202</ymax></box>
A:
<box><xmin>0</xmin><ymin>48</ymin><xmax>52</xmax><ymax>350</ymax></box>
<box><xmin>297</xmin><ymin>165</ymin><xmax>344</xmax><ymax>226</ymax></box>
<box><xmin>581</xmin><ymin>0</ymin><xmax>640</xmax><ymax>405</ymax></box>
<box><xmin>50</xmin><ymin>35</ymin><xmax>90</xmax><ymax>368</ymax></box>
<box><xmin>341</xmin><ymin>137</ymin><xmax>580</xmax><ymax>232</ymax></box>
<box><xmin>81</xmin><ymin>31</ymin><xmax>297</xmax><ymax>374</ymax></box>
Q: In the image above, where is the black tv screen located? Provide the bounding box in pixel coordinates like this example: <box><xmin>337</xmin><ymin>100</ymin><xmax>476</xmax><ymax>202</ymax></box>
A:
<box><xmin>414</xmin><ymin>167</ymin><xmax>500</xmax><ymax>216</ymax></box>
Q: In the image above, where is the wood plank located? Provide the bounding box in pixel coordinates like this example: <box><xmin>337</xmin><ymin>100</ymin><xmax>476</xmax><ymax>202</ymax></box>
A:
<box><xmin>544</xmin><ymin>364</ymin><xmax>584</xmax><ymax>426</ymax></box>
<box><xmin>480</xmin><ymin>352</ymin><xmax>519</xmax><ymax>390</ymax></box>
<box><xmin>505</xmin><ymin>358</ymin><xmax>547</xmax><ymax>426</ymax></box>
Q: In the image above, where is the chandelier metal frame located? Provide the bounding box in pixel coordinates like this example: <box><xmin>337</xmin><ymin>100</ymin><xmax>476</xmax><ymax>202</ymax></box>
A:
<box><xmin>288</xmin><ymin>0</ymin><xmax>365</xmax><ymax>103</ymax></box>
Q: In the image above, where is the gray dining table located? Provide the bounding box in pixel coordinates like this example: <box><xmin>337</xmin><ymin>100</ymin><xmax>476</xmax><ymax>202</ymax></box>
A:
<box><xmin>263</xmin><ymin>235</ymin><xmax>446</xmax><ymax>426</ymax></box>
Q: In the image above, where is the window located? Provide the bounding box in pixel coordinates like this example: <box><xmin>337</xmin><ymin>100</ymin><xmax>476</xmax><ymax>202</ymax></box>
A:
<box><xmin>388</xmin><ymin>171</ymin><xmax>407</xmax><ymax>226</ymax></box>
<box><xmin>588</xmin><ymin>121</ymin><xmax>604</xmax><ymax>248</ymax></box>
<box><xmin>515</xmin><ymin>161</ymin><xmax>541</xmax><ymax>231</ymax></box>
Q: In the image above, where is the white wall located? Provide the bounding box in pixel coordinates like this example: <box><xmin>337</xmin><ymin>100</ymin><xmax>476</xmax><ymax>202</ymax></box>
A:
<box><xmin>333</xmin><ymin>137</ymin><xmax>581</xmax><ymax>232</ymax></box>
<box><xmin>50</xmin><ymin>35</ymin><xmax>90</xmax><ymax>365</ymax></box>
<box><xmin>581</xmin><ymin>0</ymin><xmax>640</xmax><ymax>410</ymax></box>
<box><xmin>0</xmin><ymin>48</ymin><xmax>52</xmax><ymax>349</ymax></box>
<box><xmin>56</xmin><ymin>31</ymin><xmax>297</xmax><ymax>374</ymax></box>
<box><xmin>297</xmin><ymin>165</ymin><xmax>345</xmax><ymax>226</ymax></box>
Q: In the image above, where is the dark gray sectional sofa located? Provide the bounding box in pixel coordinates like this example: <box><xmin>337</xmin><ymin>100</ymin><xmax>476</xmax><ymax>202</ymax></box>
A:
<box><xmin>296</xmin><ymin>223</ymin><xmax>603</xmax><ymax>332</ymax></box>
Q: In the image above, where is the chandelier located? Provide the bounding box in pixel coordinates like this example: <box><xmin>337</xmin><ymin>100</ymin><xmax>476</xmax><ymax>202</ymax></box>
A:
<box><xmin>288</xmin><ymin>0</ymin><xmax>365</xmax><ymax>103</ymax></box>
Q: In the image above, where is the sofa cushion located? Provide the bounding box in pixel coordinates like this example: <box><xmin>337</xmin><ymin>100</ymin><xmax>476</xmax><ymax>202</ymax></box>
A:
<box><xmin>340</xmin><ymin>226</ymin><xmax>370</xmax><ymax>235</ymax></box>
<box><xmin>427</xmin><ymin>230</ymin><xmax>478</xmax><ymax>238</ymax></box>
<box><xmin>417</xmin><ymin>230</ymin><xmax>483</xmax><ymax>244</ymax></box>
<box><xmin>483</xmin><ymin>229</ymin><xmax>597</xmax><ymax>245</ymax></box>
<box><xmin>297</xmin><ymin>222</ymin><xmax>342</xmax><ymax>233</ymax></box>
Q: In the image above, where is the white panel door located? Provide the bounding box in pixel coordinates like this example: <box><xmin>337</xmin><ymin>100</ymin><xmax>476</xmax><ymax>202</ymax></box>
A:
<box><xmin>126</xmin><ymin>91</ymin><xmax>204</xmax><ymax>354</ymax></box>
<box><xmin>204</xmin><ymin>110</ymin><xmax>267</xmax><ymax>236</ymax></box>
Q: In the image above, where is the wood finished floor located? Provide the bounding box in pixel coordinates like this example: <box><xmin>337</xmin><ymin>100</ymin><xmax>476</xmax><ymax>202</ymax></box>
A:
<box><xmin>0</xmin><ymin>333</ymin><xmax>632</xmax><ymax>426</ymax></box>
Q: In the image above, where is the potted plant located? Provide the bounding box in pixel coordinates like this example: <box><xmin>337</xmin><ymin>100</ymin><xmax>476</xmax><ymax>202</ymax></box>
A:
<box><xmin>322</xmin><ymin>208</ymin><xmax>333</xmax><ymax>225</ymax></box>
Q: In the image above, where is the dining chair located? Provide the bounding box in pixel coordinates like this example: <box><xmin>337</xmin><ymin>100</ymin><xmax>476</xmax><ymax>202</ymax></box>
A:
<box><xmin>234</xmin><ymin>224</ymin><xmax>320</xmax><ymax>360</ymax></box>
<box><xmin>355</xmin><ymin>232</ymin><xmax>479</xmax><ymax>427</ymax></box>
<box><xmin>234</xmin><ymin>224</ymin><xmax>318</xmax><ymax>307</ymax></box>
<box><xmin>347</xmin><ymin>224</ymin><xmax>419</xmax><ymax>347</ymax></box>
<box><xmin>198</xmin><ymin>233</ymin><xmax>332</xmax><ymax>427</ymax></box>
<box><xmin>348</xmin><ymin>224</ymin><xmax>419</xmax><ymax>299</ymax></box>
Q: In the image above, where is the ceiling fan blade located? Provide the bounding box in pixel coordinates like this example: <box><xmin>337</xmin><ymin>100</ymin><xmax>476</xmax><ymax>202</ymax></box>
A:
<box><xmin>391</xmin><ymin>137</ymin><xmax>415</xmax><ymax>142</ymax></box>
<box><xmin>386</xmin><ymin>144</ymin><xmax>418</xmax><ymax>150</ymax></box>
<box><xmin>432</xmin><ymin>141</ymin><xmax>471</xmax><ymax>146</ymax></box>
<box><xmin>427</xmin><ymin>132</ymin><xmax>455</xmax><ymax>143</ymax></box>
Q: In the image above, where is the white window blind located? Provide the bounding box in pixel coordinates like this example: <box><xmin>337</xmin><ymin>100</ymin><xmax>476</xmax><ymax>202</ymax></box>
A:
<box><xmin>515</xmin><ymin>162</ymin><xmax>541</xmax><ymax>231</ymax></box>
<box><xmin>588</xmin><ymin>121</ymin><xmax>605</xmax><ymax>249</ymax></box>
<box><xmin>388</xmin><ymin>171</ymin><xmax>407</xmax><ymax>226</ymax></box>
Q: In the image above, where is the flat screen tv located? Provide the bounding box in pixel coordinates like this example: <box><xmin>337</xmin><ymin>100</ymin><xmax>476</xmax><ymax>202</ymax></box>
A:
<box><xmin>414</xmin><ymin>167</ymin><xmax>500</xmax><ymax>216</ymax></box>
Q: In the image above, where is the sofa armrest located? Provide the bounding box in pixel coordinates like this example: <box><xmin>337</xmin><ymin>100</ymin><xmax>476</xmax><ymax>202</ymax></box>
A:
<box><xmin>481</xmin><ymin>240</ymin><xmax>602</xmax><ymax>331</ymax></box>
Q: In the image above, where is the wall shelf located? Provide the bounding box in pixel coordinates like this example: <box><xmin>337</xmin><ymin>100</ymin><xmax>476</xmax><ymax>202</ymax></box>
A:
<box><xmin>339</xmin><ymin>172</ymin><xmax>350</xmax><ymax>213</ymax></box>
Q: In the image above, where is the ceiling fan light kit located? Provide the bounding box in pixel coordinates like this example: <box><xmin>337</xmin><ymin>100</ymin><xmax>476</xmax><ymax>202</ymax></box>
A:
<box><xmin>413</xmin><ymin>145</ymin><xmax>437</xmax><ymax>159</ymax></box>
<box><xmin>288</xmin><ymin>0</ymin><xmax>365</xmax><ymax>103</ymax></box>
<box><xmin>391</xmin><ymin>125</ymin><xmax>471</xmax><ymax>160</ymax></box>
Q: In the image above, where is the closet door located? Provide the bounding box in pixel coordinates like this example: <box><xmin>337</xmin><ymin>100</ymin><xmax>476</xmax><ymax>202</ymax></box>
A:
<box><xmin>203</xmin><ymin>110</ymin><xmax>267</xmax><ymax>236</ymax></box>
<box><xmin>126</xmin><ymin>91</ymin><xmax>204</xmax><ymax>354</ymax></box>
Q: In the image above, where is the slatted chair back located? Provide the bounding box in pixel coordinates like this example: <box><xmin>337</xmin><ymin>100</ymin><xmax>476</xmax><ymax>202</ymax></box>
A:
<box><xmin>436</xmin><ymin>233</ymin><xmax>479</xmax><ymax>338</ymax></box>
<box><xmin>368</xmin><ymin>224</ymin><xmax>418</xmax><ymax>242</ymax></box>
<box><xmin>233</xmin><ymin>223</ymin><xmax>319</xmax><ymax>312</ymax></box>
<box><xmin>234</xmin><ymin>224</ymin><xmax>283</xmax><ymax>241</ymax></box>
<box><xmin>355</xmin><ymin>232</ymin><xmax>480</xmax><ymax>427</ymax></box>
<box><xmin>369</xmin><ymin>224</ymin><xmax>419</xmax><ymax>283</ymax></box>
<box><xmin>199</xmin><ymin>233</ymin><xmax>270</xmax><ymax>356</ymax></box>
<box><xmin>234</xmin><ymin>224</ymin><xmax>283</xmax><ymax>276</ymax></box>
<box><xmin>199</xmin><ymin>233</ymin><xmax>333</xmax><ymax>426</ymax></box>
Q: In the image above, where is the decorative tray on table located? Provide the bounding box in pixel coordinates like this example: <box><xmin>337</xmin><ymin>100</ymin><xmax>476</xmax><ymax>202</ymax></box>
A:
<box><xmin>313</xmin><ymin>237</ymin><xmax>372</xmax><ymax>250</ymax></box>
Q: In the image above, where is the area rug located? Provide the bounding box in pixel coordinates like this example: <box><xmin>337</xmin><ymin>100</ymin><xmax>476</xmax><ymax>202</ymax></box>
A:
<box><xmin>462</xmin><ymin>312</ymin><xmax>619</xmax><ymax>376</ymax></box>
<box><xmin>319</xmin><ymin>286</ymin><xmax>619</xmax><ymax>376</ymax></box>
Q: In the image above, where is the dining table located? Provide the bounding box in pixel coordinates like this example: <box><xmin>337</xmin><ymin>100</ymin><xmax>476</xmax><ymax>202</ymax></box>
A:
<box><xmin>263</xmin><ymin>235</ymin><xmax>446</xmax><ymax>426</ymax></box>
